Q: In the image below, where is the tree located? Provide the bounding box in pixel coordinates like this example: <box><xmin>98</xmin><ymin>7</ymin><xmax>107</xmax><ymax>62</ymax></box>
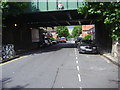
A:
<box><xmin>72</xmin><ymin>25</ymin><xmax>82</xmax><ymax>38</ymax></box>
<box><xmin>77</xmin><ymin>2</ymin><xmax>120</xmax><ymax>40</ymax></box>
<box><xmin>1</xmin><ymin>2</ymin><xmax>30</xmax><ymax>28</ymax></box>
<box><xmin>56</xmin><ymin>26</ymin><xmax>70</xmax><ymax>38</ymax></box>
<box><xmin>1</xmin><ymin>2</ymin><xmax>30</xmax><ymax>19</ymax></box>
<box><xmin>67</xmin><ymin>35</ymin><xmax>73</xmax><ymax>38</ymax></box>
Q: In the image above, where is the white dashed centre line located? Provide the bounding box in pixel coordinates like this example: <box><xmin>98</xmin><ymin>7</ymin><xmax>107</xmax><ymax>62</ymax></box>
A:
<box><xmin>76</xmin><ymin>61</ymin><xmax>78</xmax><ymax>64</ymax></box>
<box><xmin>76</xmin><ymin>57</ymin><xmax>78</xmax><ymax>59</ymax></box>
<box><xmin>75</xmin><ymin>49</ymin><xmax>77</xmax><ymax>53</ymax></box>
<box><xmin>80</xmin><ymin>87</ymin><xmax>82</xmax><ymax>90</ymax></box>
<box><xmin>74</xmin><ymin>48</ymin><xmax>82</xmax><ymax>88</ymax></box>
<box><xmin>78</xmin><ymin>74</ymin><xmax>81</xmax><ymax>82</ymax></box>
<box><xmin>77</xmin><ymin>66</ymin><xmax>80</xmax><ymax>71</ymax></box>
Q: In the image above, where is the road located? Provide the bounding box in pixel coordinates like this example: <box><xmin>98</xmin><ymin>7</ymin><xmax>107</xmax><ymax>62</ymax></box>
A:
<box><xmin>0</xmin><ymin>42</ymin><xmax>119</xmax><ymax>89</ymax></box>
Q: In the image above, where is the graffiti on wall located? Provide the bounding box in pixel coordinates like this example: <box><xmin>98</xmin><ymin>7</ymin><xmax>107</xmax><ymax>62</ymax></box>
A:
<box><xmin>2</xmin><ymin>44</ymin><xmax>15</xmax><ymax>61</ymax></box>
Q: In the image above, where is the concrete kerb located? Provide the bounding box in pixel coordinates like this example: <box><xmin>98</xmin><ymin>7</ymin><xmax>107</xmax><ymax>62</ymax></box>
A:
<box><xmin>101</xmin><ymin>53</ymin><xmax>120</xmax><ymax>67</ymax></box>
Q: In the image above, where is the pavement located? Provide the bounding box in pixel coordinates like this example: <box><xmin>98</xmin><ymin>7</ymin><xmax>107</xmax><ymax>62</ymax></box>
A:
<box><xmin>0</xmin><ymin>42</ymin><xmax>119</xmax><ymax>89</ymax></box>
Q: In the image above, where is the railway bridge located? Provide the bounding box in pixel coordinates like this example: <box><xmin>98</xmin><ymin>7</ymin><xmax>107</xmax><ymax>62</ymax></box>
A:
<box><xmin>2</xmin><ymin>1</ymin><xmax>112</xmax><ymax>61</ymax></box>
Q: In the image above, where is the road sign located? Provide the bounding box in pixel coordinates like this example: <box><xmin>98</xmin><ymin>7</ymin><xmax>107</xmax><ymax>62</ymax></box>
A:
<box><xmin>58</xmin><ymin>3</ymin><xmax>64</xmax><ymax>9</ymax></box>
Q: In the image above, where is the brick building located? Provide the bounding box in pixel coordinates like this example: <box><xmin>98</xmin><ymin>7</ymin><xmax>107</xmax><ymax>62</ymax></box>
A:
<box><xmin>82</xmin><ymin>25</ymin><xmax>95</xmax><ymax>40</ymax></box>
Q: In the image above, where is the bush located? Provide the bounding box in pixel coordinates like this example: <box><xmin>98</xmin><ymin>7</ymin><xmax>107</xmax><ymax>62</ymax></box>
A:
<box><xmin>50</xmin><ymin>37</ymin><xmax>55</xmax><ymax>40</ymax></box>
<box><xmin>84</xmin><ymin>35</ymin><xmax>92</xmax><ymax>40</ymax></box>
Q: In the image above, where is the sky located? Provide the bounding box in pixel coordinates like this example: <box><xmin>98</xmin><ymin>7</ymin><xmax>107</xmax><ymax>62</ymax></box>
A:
<box><xmin>67</xmin><ymin>26</ymin><xmax>74</xmax><ymax>35</ymax></box>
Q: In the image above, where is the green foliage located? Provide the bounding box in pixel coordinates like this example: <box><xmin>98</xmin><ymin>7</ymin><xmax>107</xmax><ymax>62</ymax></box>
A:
<box><xmin>77</xmin><ymin>2</ymin><xmax>120</xmax><ymax>40</ymax></box>
<box><xmin>67</xmin><ymin>35</ymin><xmax>73</xmax><ymax>38</ymax></box>
<box><xmin>1</xmin><ymin>2</ymin><xmax>30</xmax><ymax>29</ymax></box>
<box><xmin>84</xmin><ymin>34</ymin><xmax>92</xmax><ymax>40</ymax></box>
<box><xmin>0</xmin><ymin>1</ymin><xmax>8</xmax><ymax>9</ymax></box>
<box><xmin>56</xmin><ymin>26</ymin><xmax>70</xmax><ymax>38</ymax></box>
<box><xmin>72</xmin><ymin>25</ymin><xmax>82</xmax><ymax>38</ymax></box>
<box><xmin>50</xmin><ymin>37</ymin><xmax>55</xmax><ymax>40</ymax></box>
<box><xmin>1</xmin><ymin>2</ymin><xmax>30</xmax><ymax>19</ymax></box>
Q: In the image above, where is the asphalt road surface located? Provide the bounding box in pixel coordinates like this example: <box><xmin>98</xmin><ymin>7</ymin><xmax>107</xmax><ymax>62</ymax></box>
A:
<box><xmin>0</xmin><ymin>42</ymin><xmax>119</xmax><ymax>89</ymax></box>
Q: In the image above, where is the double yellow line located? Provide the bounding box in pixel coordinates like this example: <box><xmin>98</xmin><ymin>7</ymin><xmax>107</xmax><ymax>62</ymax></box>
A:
<box><xmin>0</xmin><ymin>56</ymin><xmax>26</xmax><ymax>66</ymax></box>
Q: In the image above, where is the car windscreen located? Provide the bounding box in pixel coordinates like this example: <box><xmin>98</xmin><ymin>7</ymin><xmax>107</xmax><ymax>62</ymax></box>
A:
<box><xmin>78</xmin><ymin>38</ymin><xmax>82</xmax><ymax>42</ymax></box>
<box><xmin>81</xmin><ymin>40</ymin><xmax>93</xmax><ymax>45</ymax></box>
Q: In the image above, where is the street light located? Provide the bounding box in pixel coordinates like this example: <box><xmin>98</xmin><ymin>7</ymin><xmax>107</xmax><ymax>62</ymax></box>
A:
<box><xmin>14</xmin><ymin>24</ymin><xmax>17</xmax><ymax>27</ymax></box>
<box><xmin>30</xmin><ymin>28</ymin><xmax>32</xmax><ymax>30</ymax></box>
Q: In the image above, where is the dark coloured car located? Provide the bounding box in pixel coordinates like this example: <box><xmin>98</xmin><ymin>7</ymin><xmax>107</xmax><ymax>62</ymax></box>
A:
<box><xmin>44</xmin><ymin>38</ymin><xmax>51</xmax><ymax>46</ymax></box>
<box><xmin>56</xmin><ymin>39</ymin><xmax>60</xmax><ymax>43</ymax></box>
<box><xmin>78</xmin><ymin>39</ymin><xmax>98</xmax><ymax>54</ymax></box>
<box><xmin>51</xmin><ymin>39</ymin><xmax>57</xmax><ymax>44</ymax></box>
<box><xmin>75</xmin><ymin>37</ymin><xmax>82</xmax><ymax>48</ymax></box>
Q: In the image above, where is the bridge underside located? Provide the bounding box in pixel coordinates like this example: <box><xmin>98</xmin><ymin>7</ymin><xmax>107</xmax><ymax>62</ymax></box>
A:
<box><xmin>6</xmin><ymin>10</ymin><xmax>99</xmax><ymax>27</ymax></box>
<box><xmin>3</xmin><ymin>9</ymin><xmax>112</xmax><ymax>57</ymax></box>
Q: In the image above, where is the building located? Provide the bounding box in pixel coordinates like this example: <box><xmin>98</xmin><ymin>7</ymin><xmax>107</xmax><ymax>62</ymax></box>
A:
<box><xmin>41</xmin><ymin>27</ymin><xmax>57</xmax><ymax>39</ymax></box>
<box><xmin>82</xmin><ymin>25</ymin><xmax>95</xmax><ymax>40</ymax></box>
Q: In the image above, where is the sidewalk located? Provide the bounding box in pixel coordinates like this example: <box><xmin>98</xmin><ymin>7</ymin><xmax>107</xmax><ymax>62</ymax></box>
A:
<box><xmin>102</xmin><ymin>53</ymin><xmax>120</xmax><ymax>67</ymax></box>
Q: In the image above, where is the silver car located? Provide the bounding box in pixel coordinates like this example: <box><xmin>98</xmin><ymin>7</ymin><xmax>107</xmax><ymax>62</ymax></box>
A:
<box><xmin>78</xmin><ymin>39</ymin><xmax>98</xmax><ymax>54</ymax></box>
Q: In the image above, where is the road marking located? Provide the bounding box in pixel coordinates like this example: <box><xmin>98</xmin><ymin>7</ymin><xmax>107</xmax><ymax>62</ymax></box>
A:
<box><xmin>80</xmin><ymin>87</ymin><xmax>82</xmax><ymax>90</ymax></box>
<box><xmin>74</xmin><ymin>48</ymin><xmax>76</xmax><ymax>51</ymax></box>
<box><xmin>0</xmin><ymin>56</ymin><xmax>27</xmax><ymax>66</ymax></box>
<box><xmin>75</xmin><ymin>48</ymin><xmax>77</xmax><ymax>53</ymax></box>
<box><xmin>77</xmin><ymin>66</ymin><xmax>80</xmax><ymax>71</ymax></box>
<box><xmin>76</xmin><ymin>57</ymin><xmax>78</xmax><ymax>59</ymax></box>
<box><xmin>75</xmin><ymin>48</ymin><xmax>82</xmax><ymax>88</ymax></box>
<box><xmin>78</xmin><ymin>74</ymin><xmax>81</xmax><ymax>82</ymax></box>
<box><xmin>76</xmin><ymin>61</ymin><xmax>78</xmax><ymax>64</ymax></box>
<box><xmin>76</xmin><ymin>54</ymin><xmax>77</xmax><ymax>57</ymax></box>
<box><xmin>75</xmin><ymin>52</ymin><xmax>77</xmax><ymax>54</ymax></box>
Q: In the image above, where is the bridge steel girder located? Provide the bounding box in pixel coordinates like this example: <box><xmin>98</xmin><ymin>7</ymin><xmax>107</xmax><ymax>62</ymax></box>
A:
<box><xmin>7</xmin><ymin>10</ymin><xmax>99</xmax><ymax>27</ymax></box>
<box><xmin>29</xmin><ymin>1</ymin><xmax>86</xmax><ymax>12</ymax></box>
<box><xmin>67</xmin><ymin>12</ymin><xmax>72</xmax><ymax>20</ymax></box>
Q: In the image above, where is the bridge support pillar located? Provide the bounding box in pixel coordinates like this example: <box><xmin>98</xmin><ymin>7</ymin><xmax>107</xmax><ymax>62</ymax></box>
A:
<box><xmin>95</xmin><ymin>22</ymin><xmax>112</xmax><ymax>54</ymax></box>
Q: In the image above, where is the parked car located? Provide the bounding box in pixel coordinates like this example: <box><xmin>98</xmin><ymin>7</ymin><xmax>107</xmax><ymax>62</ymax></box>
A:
<box><xmin>75</xmin><ymin>37</ymin><xmax>82</xmax><ymax>48</ymax></box>
<box><xmin>44</xmin><ymin>38</ymin><xmax>51</xmax><ymax>46</ymax></box>
<box><xmin>56</xmin><ymin>38</ymin><xmax>60</xmax><ymax>43</ymax></box>
<box><xmin>51</xmin><ymin>39</ymin><xmax>57</xmax><ymax>44</ymax></box>
<box><xmin>59</xmin><ymin>37</ymin><xmax>67</xmax><ymax>43</ymax></box>
<box><xmin>49</xmin><ymin>39</ymin><xmax>53</xmax><ymax>45</ymax></box>
<box><xmin>39</xmin><ymin>40</ymin><xmax>46</xmax><ymax>47</ymax></box>
<box><xmin>78</xmin><ymin>39</ymin><xmax>98</xmax><ymax>54</ymax></box>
